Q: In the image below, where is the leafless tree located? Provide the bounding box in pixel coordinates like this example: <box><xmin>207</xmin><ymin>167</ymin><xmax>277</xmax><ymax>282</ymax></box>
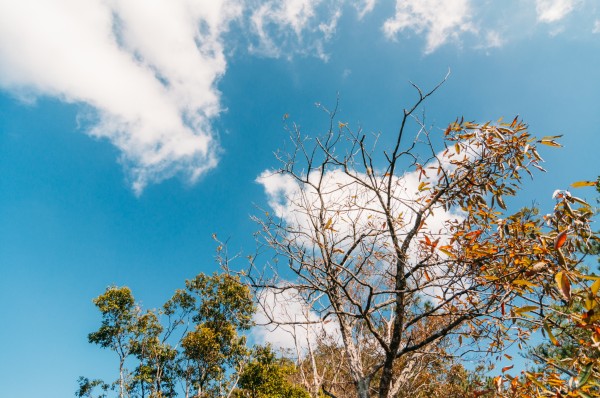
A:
<box><xmin>248</xmin><ymin>77</ymin><xmax>554</xmax><ymax>398</ymax></box>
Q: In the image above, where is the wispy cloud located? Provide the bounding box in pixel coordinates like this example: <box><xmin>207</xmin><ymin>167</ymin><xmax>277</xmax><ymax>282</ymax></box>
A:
<box><xmin>535</xmin><ymin>0</ymin><xmax>578</xmax><ymax>23</ymax></box>
<box><xmin>247</xmin><ymin>0</ymin><xmax>342</xmax><ymax>61</ymax></box>
<box><xmin>354</xmin><ymin>0</ymin><xmax>377</xmax><ymax>19</ymax></box>
<box><xmin>0</xmin><ymin>0</ymin><xmax>241</xmax><ymax>194</ymax></box>
<box><xmin>382</xmin><ymin>0</ymin><xmax>475</xmax><ymax>54</ymax></box>
<box><xmin>593</xmin><ymin>19</ymin><xmax>600</xmax><ymax>33</ymax></box>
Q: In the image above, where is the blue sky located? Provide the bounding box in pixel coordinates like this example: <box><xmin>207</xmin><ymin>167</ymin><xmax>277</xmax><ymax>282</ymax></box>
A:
<box><xmin>1</xmin><ymin>1</ymin><xmax>599</xmax><ymax>397</ymax></box>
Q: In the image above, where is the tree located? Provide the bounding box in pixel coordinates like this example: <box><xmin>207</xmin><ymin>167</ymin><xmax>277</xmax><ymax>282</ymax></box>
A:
<box><xmin>248</xmin><ymin>80</ymin><xmax>590</xmax><ymax>398</ymax></box>
<box><xmin>508</xmin><ymin>181</ymin><xmax>600</xmax><ymax>397</ymax></box>
<box><xmin>236</xmin><ymin>345</ymin><xmax>310</xmax><ymax>398</ymax></box>
<box><xmin>179</xmin><ymin>273</ymin><xmax>254</xmax><ymax>398</ymax></box>
<box><xmin>81</xmin><ymin>271</ymin><xmax>255</xmax><ymax>398</ymax></box>
<box><xmin>88</xmin><ymin>286</ymin><xmax>140</xmax><ymax>398</ymax></box>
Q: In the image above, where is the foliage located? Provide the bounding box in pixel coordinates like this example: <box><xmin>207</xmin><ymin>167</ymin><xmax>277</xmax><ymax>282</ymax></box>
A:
<box><xmin>80</xmin><ymin>271</ymin><xmax>254</xmax><ymax>398</ymax></box>
<box><xmin>236</xmin><ymin>345</ymin><xmax>310</xmax><ymax>398</ymax></box>
<box><xmin>506</xmin><ymin>182</ymin><xmax>600</xmax><ymax>397</ymax></box>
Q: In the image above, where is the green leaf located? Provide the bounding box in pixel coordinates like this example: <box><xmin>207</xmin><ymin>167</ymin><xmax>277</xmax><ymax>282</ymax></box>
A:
<box><xmin>577</xmin><ymin>362</ymin><xmax>594</xmax><ymax>388</ymax></box>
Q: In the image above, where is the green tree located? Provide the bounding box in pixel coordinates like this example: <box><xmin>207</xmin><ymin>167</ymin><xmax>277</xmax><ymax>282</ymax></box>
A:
<box><xmin>179</xmin><ymin>272</ymin><xmax>254</xmax><ymax>397</ymax></box>
<box><xmin>236</xmin><ymin>345</ymin><xmax>310</xmax><ymax>398</ymax></box>
<box><xmin>81</xmin><ymin>272</ymin><xmax>255</xmax><ymax>398</ymax></box>
<box><xmin>88</xmin><ymin>286</ymin><xmax>140</xmax><ymax>398</ymax></box>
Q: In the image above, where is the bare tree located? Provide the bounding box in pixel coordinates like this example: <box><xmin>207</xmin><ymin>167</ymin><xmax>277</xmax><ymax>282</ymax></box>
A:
<box><xmin>249</xmin><ymin>78</ymin><xmax>566</xmax><ymax>398</ymax></box>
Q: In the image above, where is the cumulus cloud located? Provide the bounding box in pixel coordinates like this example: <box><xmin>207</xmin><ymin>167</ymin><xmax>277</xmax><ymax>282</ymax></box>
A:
<box><xmin>0</xmin><ymin>0</ymin><xmax>242</xmax><ymax>193</ymax></box>
<box><xmin>252</xmin><ymin>287</ymin><xmax>340</xmax><ymax>352</ymax></box>
<box><xmin>383</xmin><ymin>0</ymin><xmax>476</xmax><ymax>53</ymax></box>
<box><xmin>256</xmin><ymin>150</ymin><xmax>468</xmax><ymax>313</ymax></box>
<box><xmin>535</xmin><ymin>0</ymin><xmax>578</xmax><ymax>23</ymax></box>
<box><xmin>1</xmin><ymin>0</ymin><xmax>595</xmax><ymax>193</ymax></box>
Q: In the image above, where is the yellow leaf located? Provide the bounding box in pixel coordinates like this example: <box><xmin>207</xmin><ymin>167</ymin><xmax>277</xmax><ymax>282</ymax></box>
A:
<box><xmin>512</xmin><ymin>279</ymin><xmax>538</xmax><ymax>288</ymax></box>
<box><xmin>514</xmin><ymin>306</ymin><xmax>538</xmax><ymax>314</ymax></box>
<box><xmin>438</xmin><ymin>247</ymin><xmax>454</xmax><ymax>258</ymax></box>
<box><xmin>571</xmin><ymin>181</ymin><xmax>597</xmax><ymax>188</ymax></box>
<box><xmin>555</xmin><ymin>271</ymin><xmax>571</xmax><ymax>301</ymax></box>
<box><xmin>591</xmin><ymin>278</ymin><xmax>600</xmax><ymax>296</ymax></box>
<box><xmin>538</xmin><ymin>139</ymin><xmax>562</xmax><ymax>147</ymax></box>
<box><xmin>418</xmin><ymin>181</ymin><xmax>430</xmax><ymax>191</ymax></box>
<box><xmin>324</xmin><ymin>218</ymin><xmax>333</xmax><ymax>230</ymax></box>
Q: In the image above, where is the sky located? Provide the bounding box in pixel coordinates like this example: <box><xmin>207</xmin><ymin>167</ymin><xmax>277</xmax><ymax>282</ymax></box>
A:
<box><xmin>0</xmin><ymin>0</ymin><xmax>599</xmax><ymax>397</ymax></box>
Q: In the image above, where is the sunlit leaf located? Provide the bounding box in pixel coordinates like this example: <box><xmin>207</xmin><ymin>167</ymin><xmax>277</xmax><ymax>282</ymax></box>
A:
<box><xmin>514</xmin><ymin>306</ymin><xmax>538</xmax><ymax>315</ymax></box>
<box><xmin>577</xmin><ymin>391</ymin><xmax>593</xmax><ymax>398</ymax></box>
<box><xmin>538</xmin><ymin>139</ymin><xmax>562</xmax><ymax>147</ymax></box>
<box><xmin>554</xmin><ymin>230</ymin><xmax>568</xmax><ymax>250</ymax></box>
<box><xmin>555</xmin><ymin>271</ymin><xmax>571</xmax><ymax>301</ymax></box>
<box><xmin>512</xmin><ymin>279</ymin><xmax>538</xmax><ymax>288</ymax></box>
<box><xmin>544</xmin><ymin>324</ymin><xmax>560</xmax><ymax>346</ymax></box>
<box><xmin>571</xmin><ymin>181</ymin><xmax>597</xmax><ymax>188</ymax></box>
<box><xmin>502</xmin><ymin>365</ymin><xmax>513</xmax><ymax>373</ymax></box>
<box><xmin>591</xmin><ymin>278</ymin><xmax>600</xmax><ymax>296</ymax></box>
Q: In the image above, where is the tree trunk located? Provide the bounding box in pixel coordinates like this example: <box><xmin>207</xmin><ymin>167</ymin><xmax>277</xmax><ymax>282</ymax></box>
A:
<box><xmin>119</xmin><ymin>358</ymin><xmax>125</xmax><ymax>398</ymax></box>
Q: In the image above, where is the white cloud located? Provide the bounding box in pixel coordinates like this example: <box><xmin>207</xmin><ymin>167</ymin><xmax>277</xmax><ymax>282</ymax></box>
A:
<box><xmin>257</xmin><ymin>149</ymin><xmax>464</xmax><ymax>268</ymax></box>
<box><xmin>0</xmin><ymin>0</ymin><xmax>241</xmax><ymax>193</ymax></box>
<box><xmin>354</xmin><ymin>0</ymin><xmax>377</xmax><ymax>19</ymax></box>
<box><xmin>535</xmin><ymin>0</ymin><xmax>577</xmax><ymax>23</ymax></box>
<box><xmin>481</xmin><ymin>30</ymin><xmax>505</xmax><ymax>49</ymax></box>
<box><xmin>383</xmin><ymin>0</ymin><xmax>476</xmax><ymax>53</ymax></box>
<box><xmin>593</xmin><ymin>19</ymin><xmax>600</xmax><ymax>33</ymax></box>
<box><xmin>252</xmin><ymin>287</ymin><xmax>340</xmax><ymax>352</ymax></box>
<box><xmin>248</xmin><ymin>0</ymin><xmax>342</xmax><ymax>60</ymax></box>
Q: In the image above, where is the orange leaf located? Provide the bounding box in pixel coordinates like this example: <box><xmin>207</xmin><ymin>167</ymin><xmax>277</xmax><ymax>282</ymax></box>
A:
<box><xmin>502</xmin><ymin>365</ymin><xmax>514</xmax><ymax>373</ymax></box>
<box><xmin>555</xmin><ymin>271</ymin><xmax>571</xmax><ymax>301</ymax></box>
<box><xmin>424</xmin><ymin>270</ymin><xmax>431</xmax><ymax>282</ymax></box>
<box><xmin>544</xmin><ymin>324</ymin><xmax>560</xmax><ymax>346</ymax></box>
<box><xmin>554</xmin><ymin>230</ymin><xmax>568</xmax><ymax>250</ymax></box>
